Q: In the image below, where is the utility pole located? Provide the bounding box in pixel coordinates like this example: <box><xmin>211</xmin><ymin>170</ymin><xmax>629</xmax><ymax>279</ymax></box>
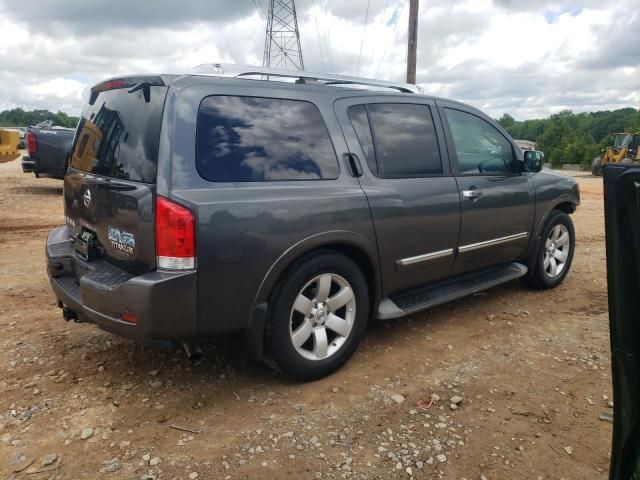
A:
<box><xmin>263</xmin><ymin>0</ymin><xmax>305</xmax><ymax>70</ymax></box>
<box><xmin>406</xmin><ymin>0</ymin><xmax>419</xmax><ymax>84</ymax></box>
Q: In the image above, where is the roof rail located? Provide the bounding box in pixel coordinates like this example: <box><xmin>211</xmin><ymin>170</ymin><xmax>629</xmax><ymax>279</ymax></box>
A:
<box><xmin>191</xmin><ymin>63</ymin><xmax>421</xmax><ymax>94</ymax></box>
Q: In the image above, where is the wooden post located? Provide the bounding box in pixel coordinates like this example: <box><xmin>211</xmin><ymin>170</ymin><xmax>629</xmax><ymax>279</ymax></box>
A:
<box><xmin>406</xmin><ymin>0</ymin><xmax>419</xmax><ymax>84</ymax></box>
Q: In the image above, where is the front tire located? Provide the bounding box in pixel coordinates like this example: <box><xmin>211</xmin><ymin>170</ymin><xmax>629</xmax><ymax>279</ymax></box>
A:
<box><xmin>265</xmin><ymin>252</ymin><xmax>369</xmax><ymax>381</ymax></box>
<box><xmin>522</xmin><ymin>210</ymin><xmax>575</xmax><ymax>289</ymax></box>
<box><xmin>591</xmin><ymin>156</ymin><xmax>603</xmax><ymax>176</ymax></box>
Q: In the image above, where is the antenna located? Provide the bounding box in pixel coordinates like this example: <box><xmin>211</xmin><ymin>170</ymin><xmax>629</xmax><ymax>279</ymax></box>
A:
<box><xmin>263</xmin><ymin>0</ymin><xmax>305</xmax><ymax>70</ymax></box>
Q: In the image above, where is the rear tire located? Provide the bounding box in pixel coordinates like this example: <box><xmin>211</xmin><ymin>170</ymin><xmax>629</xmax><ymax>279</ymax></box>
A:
<box><xmin>522</xmin><ymin>210</ymin><xmax>575</xmax><ymax>290</ymax></box>
<box><xmin>265</xmin><ymin>252</ymin><xmax>369</xmax><ymax>381</ymax></box>
<box><xmin>591</xmin><ymin>156</ymin><xmax>603</xmax><ymax>176</ymax></box>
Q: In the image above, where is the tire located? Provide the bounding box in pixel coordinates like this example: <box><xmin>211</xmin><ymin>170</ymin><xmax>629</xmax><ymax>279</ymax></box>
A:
<box><xmin>591</xmin><ymin>156</ymin><xmax>603</xmax><ymax>176</ymax></box>
<box><xmin>265</xmin><ymin>251</ymin><xmax>369</xmax><ymax>381</ymax></box>
<box><xmin>522</xmin><ymin>210</ymin><xmax>575</xmax><ymax>289</ymax></box>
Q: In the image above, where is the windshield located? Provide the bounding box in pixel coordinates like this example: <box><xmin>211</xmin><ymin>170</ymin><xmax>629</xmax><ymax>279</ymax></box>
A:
<box><xmin>70</xmin><ymin>86</ymin><xmax>167</xmax><ymax>183</ymax></box>
<box><xmin>613</xmin><ymin>134</ymin><xmax>632</xmax><ymax>150</ymax></box>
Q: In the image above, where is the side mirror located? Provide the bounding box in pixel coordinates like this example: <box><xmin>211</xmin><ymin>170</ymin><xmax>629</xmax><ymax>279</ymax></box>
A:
<box><xmin>523</xmin><ymin>150</ymin><xmax>544</xmax><ymax>172</ymax></box>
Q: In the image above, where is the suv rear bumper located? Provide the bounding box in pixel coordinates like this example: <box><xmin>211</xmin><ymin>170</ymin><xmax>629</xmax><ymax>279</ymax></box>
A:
<box><xmin>46</xmin><ymin>226</ymin><xmax>198</xmax><ymax>341</ymax></box>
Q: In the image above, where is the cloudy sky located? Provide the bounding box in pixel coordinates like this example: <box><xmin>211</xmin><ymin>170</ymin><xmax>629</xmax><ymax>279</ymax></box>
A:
<box><xmin>0</xmin><ymin>0</ymin><xmax>638</xmax><ymax>119</ymax></box>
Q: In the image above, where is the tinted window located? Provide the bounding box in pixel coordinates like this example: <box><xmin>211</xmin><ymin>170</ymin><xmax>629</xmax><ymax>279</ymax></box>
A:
<box><xmin>347</xmin><ymin>105</ymin><xmax>377</xmax><ymax>172</ymax></box>
<box><xmin>445</xmin><ymin>108</ymin><xmax>514</xmax><ymax>174</ymax></box>
<box><xmin>196</xmin><ymin>96</ymin><xmax>339</xmax><ymax>182</ymax></box>
<box><xmin>70</xmin><ymin>86</ymin><xmax>167</xmax><ymax>183</ymax></box>
<box><xmin>367</xmin><ymin>103</ymin><xmax>442</xmax><ymax>177</ymax></box>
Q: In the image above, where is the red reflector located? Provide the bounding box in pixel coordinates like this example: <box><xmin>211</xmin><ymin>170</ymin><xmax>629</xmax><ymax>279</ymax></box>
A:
<box><xmin>26</xmin><ymin>132</ymin><xmax>37</xmax><ymax>155</ymax></box>
<box><xmin>120</xmin><ymin>312</ymin><xmax>139</xmax><ymax>324</ymax></box>
<box><xmin>155</xmin><ymin>196</ymin><xmax>196</xmax><ymax>270</ymax></box>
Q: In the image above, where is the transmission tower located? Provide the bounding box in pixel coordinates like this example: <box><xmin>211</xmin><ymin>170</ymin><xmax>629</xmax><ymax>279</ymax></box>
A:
<box><xmin>262</xmin><ymin>0</ymin><xmax>305</xmax><ymax>70</ymax></box>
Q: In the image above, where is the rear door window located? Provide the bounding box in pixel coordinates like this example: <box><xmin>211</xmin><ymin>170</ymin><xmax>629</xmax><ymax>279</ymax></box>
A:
<box><xmin>70</xmin><ymin>86</ymin><xmax>167</xmax><ymax>183</ymax></box>
<box><xmin>196</xmin><ymin>96</ymin><xmax>339</xmax><ymax>182</ymax></box>
<box><xmin>348</xmin><ymin>103</ymin><xmax>442</xmax><ymax>177</ymax></box>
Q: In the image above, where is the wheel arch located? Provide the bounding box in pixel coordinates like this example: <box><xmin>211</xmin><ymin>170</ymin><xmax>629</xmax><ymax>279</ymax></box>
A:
<box><xmin>254</xmin><ymin>231</ymin><xmax>381</xmax><ymax>307</ymax></box>
<box><xmin>245</xmin><ymin>231</ymin><xmax>381</xmax><ymax>362</ymax></box>
<box><xmin>525</xmin><ymin>197</ymin><xmax>577</xmax><ymax>274</ymax></box>
<box><xmin>535</xmin><ymin>196</ymin><xmax>577</xmax><ymax>237</ymax></box>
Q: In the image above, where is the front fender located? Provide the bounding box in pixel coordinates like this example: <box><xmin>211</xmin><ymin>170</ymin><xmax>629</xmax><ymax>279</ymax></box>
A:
<box><xmin>534</xmin><ymin>192</ymin><xmax>579</xmax><ymax>237</ymax></box>
<box><xmin>525</xmin><ymin>178</ymin><xmax>579</xmax><ymax>271</ymax></box>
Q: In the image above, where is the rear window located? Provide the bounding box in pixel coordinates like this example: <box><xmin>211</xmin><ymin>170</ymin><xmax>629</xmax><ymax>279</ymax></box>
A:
<box><xmin>70</xmin><ymin>86</ymin><xmax>167</xmax><ymax>183</ymax></box>
<box><xmin>196</xmin><ymin>96</ymin><xmax>339</xmax><ymax>182</ymax></box>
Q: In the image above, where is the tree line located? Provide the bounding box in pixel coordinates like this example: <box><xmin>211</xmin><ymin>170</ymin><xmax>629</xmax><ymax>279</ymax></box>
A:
<box><xmin>499</xmin><ymin>108</ymin><xmax>640</xmax><ymax>167</ymax></box>
<box><xmin>0</xmin><ymin>108</ymin><xmax>79</xmax><ymax>129</ymax></box>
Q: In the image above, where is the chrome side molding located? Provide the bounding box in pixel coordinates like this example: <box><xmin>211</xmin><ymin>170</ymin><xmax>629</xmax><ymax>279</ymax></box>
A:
<box><xmin>397</xmin><ymin>248</ymin><xmax>454</xmax><ymax>267</ymax></box>
<box><xmin>458</xmin><ymin>232</ymin><xmax>529</xmax><ymax>253</ymax></box>
<box><xmin>396</xmin><ymin>232</ymin><xmax>528</xmax><ymax>267</ymax></box>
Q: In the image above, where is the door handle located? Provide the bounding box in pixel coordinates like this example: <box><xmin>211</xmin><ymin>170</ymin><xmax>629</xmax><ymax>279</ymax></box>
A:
<box><xmin>344</xmin><ymin>153</ymin><xmax>363</xmax><ymax>177</ymax></box>
<box><xmin>463</xmin><ymin>189</ymin><xmax>482</xmax><ymax>199</ymax></box>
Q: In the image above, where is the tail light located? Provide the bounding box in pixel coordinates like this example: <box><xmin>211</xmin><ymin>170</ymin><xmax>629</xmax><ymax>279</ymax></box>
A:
<box><xmin>155</xmin><ymin>196</ymin><xmax>196</xmax><ymax>270</ymax></box>
<box><xmin>26</xmin><ymin>132</ymin><xmax>37</xmax><ymax>155</ymax></box>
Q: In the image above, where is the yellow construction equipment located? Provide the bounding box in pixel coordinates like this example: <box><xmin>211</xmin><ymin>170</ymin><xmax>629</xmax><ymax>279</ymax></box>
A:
<box><xmin>0</xmin><ymin>129</ymin><xmax>21</xmax><ymax>163</ymax></box>
<box><xmin>592</xmin><ymin>132</ymin><xmax>640</xmax><ymax>175</ymax></box>
<box><xmin>70</xmin><ymin>118</ymin><xmax>102</xmax><ymax>171</ymax></box>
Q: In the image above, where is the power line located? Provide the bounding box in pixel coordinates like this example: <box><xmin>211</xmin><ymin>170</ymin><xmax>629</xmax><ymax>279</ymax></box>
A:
<box><xmin>374</xmin><ymin>0</ymin><xmax>407</xmax><ymax>78</ymax></box>
<box><xmin>252</xmin><ymin>0</ymin><xmax>267</xmax><ymax>22</ymax></box>
<box><xmin>356</xmin><ymin>0</ymin><xmax>371</xmax><ymax>76</ymax></box>
<box><xmin>322</xmin><ymin>0</ymin><xmax>334</xmax><ymax>71</ymax></box>
<box><xmin>365</xmin><ymin>0</ymin><xmax>391</xmax><ymax>77</ymax></box>
<box><xmin>310</xmin><ymin>0</ymin><xmax>327</xmax><ymax>71</ymax></box>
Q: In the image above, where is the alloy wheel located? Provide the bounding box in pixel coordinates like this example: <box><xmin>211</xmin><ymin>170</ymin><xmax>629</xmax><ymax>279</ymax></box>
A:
<box><xmin>543</xmin><ymin>224</ymin><xmax>570</xmax><ymax>278</ymax></box>
<box><xmin>289</xmin><ymin>273</ymin><xmax>356</xmax><ymax>361</ymax></box>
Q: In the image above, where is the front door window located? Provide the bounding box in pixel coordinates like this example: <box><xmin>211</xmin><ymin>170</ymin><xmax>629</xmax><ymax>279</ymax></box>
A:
<box><xmin>445</xmin><ymin>108</ymin><xmax>515</xmax><ymax>175</ymax></box>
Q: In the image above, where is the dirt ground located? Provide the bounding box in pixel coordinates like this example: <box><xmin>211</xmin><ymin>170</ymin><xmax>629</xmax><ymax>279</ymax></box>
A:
<box><xmin>0</xmin><ymin>157</ymin><xmax>612</xmax><ymax>480</ymax></box>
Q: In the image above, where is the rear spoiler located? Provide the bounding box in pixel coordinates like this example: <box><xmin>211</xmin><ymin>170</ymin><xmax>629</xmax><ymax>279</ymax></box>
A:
<box><xmin>89</xmin><ymin>76</ymin><xmax>165</xmax><ymax>105</ymax></box>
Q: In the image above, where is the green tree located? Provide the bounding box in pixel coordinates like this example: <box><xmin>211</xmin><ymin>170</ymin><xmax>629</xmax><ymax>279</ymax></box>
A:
<box><xmin>0</xmin><ymin>108</ymin><xmax>79</xmax><ymax>128</ymax></box>
<box><xmin>498</xmin><ymin>113</ymin><xmax>515</xmax><ymax>130</ymax></box>
<box><xmin>498</xmin><ymin>107</ymin><xmax>639</xmax><ymax>167</ymax></box>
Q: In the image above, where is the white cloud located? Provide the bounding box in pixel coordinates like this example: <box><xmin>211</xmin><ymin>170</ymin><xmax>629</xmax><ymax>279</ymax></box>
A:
<box><xmin>25</xmin><ymin>77</ymin><xmax>85</xmax><ymax>101</ymax></box>
<box><xmin>0</xmin><ymin>0</ymin><xmax>638</xmax><ymax>119</ymax></box>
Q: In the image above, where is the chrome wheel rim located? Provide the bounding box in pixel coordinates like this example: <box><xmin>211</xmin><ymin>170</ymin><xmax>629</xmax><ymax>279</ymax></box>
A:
<box><xmin>289</xmin><ymin>273</ymin><xmax>356</xmax><ymax>361</ymax></box>
<box><xmin>543</xmin><ymin>224</ymin><xmax>570</xmax><ymax>278</ymax></box>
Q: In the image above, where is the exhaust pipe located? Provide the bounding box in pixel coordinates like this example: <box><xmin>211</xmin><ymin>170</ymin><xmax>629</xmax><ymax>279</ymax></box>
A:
<box><xmin>181</xmin><ymin>341</ymin><xmax>203</xmax><ymax>362</ymax></box>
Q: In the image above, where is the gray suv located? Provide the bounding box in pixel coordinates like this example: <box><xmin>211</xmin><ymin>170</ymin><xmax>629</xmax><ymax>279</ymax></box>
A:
<box><xmin>46</xmin><ymin>65</ymin><xmax>580</xmax><ymax>380</ymax></box>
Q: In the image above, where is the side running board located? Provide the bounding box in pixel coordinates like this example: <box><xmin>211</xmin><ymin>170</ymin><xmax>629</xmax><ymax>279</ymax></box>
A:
<box><xmin>377</xmin><ymin>262</ymin><xmax>528</xmax><ymax>320</ymax></box>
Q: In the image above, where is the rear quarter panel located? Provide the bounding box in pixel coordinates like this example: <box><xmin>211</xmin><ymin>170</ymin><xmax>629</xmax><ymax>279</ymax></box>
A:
<box><xmin>159</xmin><ymin>79</ymin><xmax>378</xmax><ymax>336</ymax></box>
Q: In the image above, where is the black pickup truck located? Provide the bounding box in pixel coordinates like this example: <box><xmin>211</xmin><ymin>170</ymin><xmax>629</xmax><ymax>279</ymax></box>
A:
<box><xmin>22</xmin><ymin>122</ymin><xmax>75</xmax><ymax>180</ymax></box>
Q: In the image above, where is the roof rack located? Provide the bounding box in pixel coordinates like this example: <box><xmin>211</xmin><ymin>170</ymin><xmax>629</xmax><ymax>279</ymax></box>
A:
<box><xmin>191</xmin><ymin>63</ymin><xmax>420</xmax><ymax>94</ymax></box>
